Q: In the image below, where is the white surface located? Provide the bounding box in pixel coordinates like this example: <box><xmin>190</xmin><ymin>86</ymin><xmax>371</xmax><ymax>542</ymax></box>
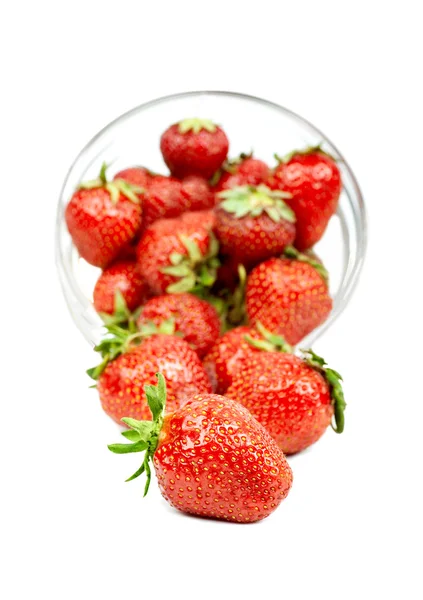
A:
<box><xmin>1</xmin><ymin>2</ymin><xmax>422</xmax><ymax>599</ymax></box>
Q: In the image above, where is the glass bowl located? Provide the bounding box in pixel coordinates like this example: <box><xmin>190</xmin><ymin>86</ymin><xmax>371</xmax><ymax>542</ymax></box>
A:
<box><xmin>55</xmin><ymin>91</ymin><xmax>367</xmax><ymax>347</ymax></box>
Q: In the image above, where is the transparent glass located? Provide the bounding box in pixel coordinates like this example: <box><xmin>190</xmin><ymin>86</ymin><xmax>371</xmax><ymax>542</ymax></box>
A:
<box><xmin>55</xmin><ymin>91</ymin><xmax>367</xmax><ymax>347</ymax></box>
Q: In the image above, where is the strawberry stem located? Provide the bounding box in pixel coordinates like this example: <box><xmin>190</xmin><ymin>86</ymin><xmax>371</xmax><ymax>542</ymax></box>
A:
<box><xmin>302</xmin><ymin>349</ymin><xmax>346</xmax><ymax>433</ymax></box>
<box><xmin>245</xmin><ymin>322</ymin><xmax>293</xmax><ymax>353</ymax></box>
<box><xmin>108</xmin><ymin>373</ymin><xmax>167</xmax><ymax>495</ymax></box>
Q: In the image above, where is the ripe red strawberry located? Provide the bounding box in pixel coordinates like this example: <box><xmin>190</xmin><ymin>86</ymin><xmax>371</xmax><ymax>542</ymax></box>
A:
<box><xmin>226</xmin><ymin>349</ymin><xmax>345</xmax><ymax>454</ymax></box>
<box><xmin>113</xmin><ymin>166</ymin><xmax>154</xmax><ymax>191</ymax></box>
<box><xmin>267</xmin><ymin>147</ymin><xmax>342</xmax><ymax>250</ymax></box>
<box><xmin>65</xmin><ymin>163</ymin><xmax>143</xmax><ymax>268</ymax></box>
<box><xmin>180</xmin><ymin>175</ymin><xmax>215</xmax><ymax>211</ymax></box>
<box><xmin>136</xmin><ymin>210</ymin><xmax>219</xmax><ymax>295</ymax></box>
<box><xmin>160</xmin><ymin>118</ymin><xmax>229</xmax><ymax>179</ymax></box>
<box><xmin>137</xmin><ymin>293</ymin><xmax>221</xmax><ymax>358</ymax></box>
<box><xmin>246</xmin><ymin>249</ymin><xmax>332</xmax><ymax>345</ymax></box>
<box><xmin>215</xmin><ymin>185</ymin><xmax>296</xmax><ymax>266</ymax></box>
<box><xmin>93</xmin><ymin>260</ymin><xmax>149</xmax><ymax>316</ymax></box>
<box><xmin>203</xmin><ymin>323</ymin><xmax>292</xmax><ymax>393</ymax></box>
<box><xmin>108</xmin><ymin>374</ymin><xmax>293</xmax><ymax>522</ymax></box>
<box><xmin>214</xmin><ymin>154</ymin><xmax>270</xmax><ymax>191</ymax></box>
<box><xmin>89</xmin><ymin>324</ymin><xmax>211</xmax><ymax>424</ymax></box>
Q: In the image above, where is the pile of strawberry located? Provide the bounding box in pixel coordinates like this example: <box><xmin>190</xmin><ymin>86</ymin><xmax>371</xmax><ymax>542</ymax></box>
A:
<box><xmin>66</xmin><ymin>117</ymin><xmax>345</xmax><ymax>524</ymax></box>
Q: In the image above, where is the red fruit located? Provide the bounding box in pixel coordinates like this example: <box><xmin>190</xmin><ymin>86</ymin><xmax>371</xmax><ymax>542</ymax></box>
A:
<box><xmin>246</xmin><ymin>253</ymin><xmax>332</xmax><ymax>345</ymax></box>
<box><xmin>141</xmin><ymin>175</ymin><xmax>185</xmax><ymax>228</ymax></box>
<box><xmin>214</xmin><ymin>155</ymin><xmax>270</xmax><ymax>191</ymax></box>
<box><xmin>215</xmin><ymin>185</ymin><xmax>296</xmax><ymax>266</ymax></box>
<box><xmin>113</xmin><ymin>166</ymin><xmax>153</xmax><ymax>191</ymax></box>
<box><xmin>180</xmin><ymin>175</ymin><xmax>215</xmax><ymax>211</ymax></box>
<box><xmin>65</xmin><ymin>163</ymin><xmax>143</xmax><ymax>268</ymax></box>
<box><xmin>137</xmin><ymin>293</ymin><xmax>221</xmax><ymax>358</ymax></box>
<box><xmin>93</xmin><ymin>260</ymin><xmax>149</xmax><ymax>315</ymax></box>
<box><xmin>267</xmin><ymin>148</ymin><xmax>341</xmax><ymax>250</ymax></box>
<box><xmin>226</xmin><ymin>350</ymin><xmax>345</xmax><ymax>454</ymax></box>
<box><xmin>92</xmin><ymin>331</ymin><xmax>211</xmax><ymax>425</ymax></box>
<box><xmin>160</xmin><ymin>118</ymin><xmax>229</xmax><ymax>179</ymax></box>
<box><xmin>109</xmin><ymin>374</ymin><xmax>293</xmax><ymax>522</ymax></box>
<box><xmin>203</xmin><ymin>324</ymin><xmax>291</xmax><ymax>393</ymax></box>
<box><xmin>136</xmin><ymin>210</ymin><xmax>219</xmax><ymax>295</ymax></box>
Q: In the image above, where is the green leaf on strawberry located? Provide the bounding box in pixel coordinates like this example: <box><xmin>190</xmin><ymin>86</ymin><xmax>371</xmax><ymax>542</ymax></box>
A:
<box><xmin>178</xmin><ymin>118</ymin><xmax>217</xmax><ymax>135</ymax></box>
<box><xmin>218</xmin><ymin>185</ymin><xmax>296</xmax><ymax>223</ymax></box>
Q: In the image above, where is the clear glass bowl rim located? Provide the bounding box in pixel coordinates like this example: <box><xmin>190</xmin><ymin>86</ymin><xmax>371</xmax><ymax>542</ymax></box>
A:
<box><xmin>55</xmin><ymin>90</ymin><xmax>367</xmax><ymax>347</ymax></box>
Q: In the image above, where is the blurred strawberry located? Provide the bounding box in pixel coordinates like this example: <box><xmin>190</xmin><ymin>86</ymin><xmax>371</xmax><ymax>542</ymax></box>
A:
<box><xmin>213</xmin><ymin>153</ymin><xmax>270</xmax><ymax>191</ymax></box>
<box><xmin>267</xmin><ymin>147</ymin><xmax>341</xmax><ymax>250</ymax></box>
<box><xmin>215</xmin><ymin>185</ymin><xmax>296</xmax><ymax>266</ymax></box>
<box><xmin>65</xmin><ymin>163</ymin><xmax>143</xmax><ymax>268</ymax></box>
<box><xmin>137</xmin><ymin>293</ymin><xmax>221</xmax><ymax>358</ymax></box>
<box><xmin>136</xmin><ymin>210</ymin><xmax>219</xmax><ymax>295</ymax></box>
<box><xmin>160</xmin><ymin>118</ymin><xmax>229</xmax><ymax>178</ymax></box>
<box><xmin>246</xmin><ymin>248</ymin><xmax>332</xmax><ymax>345</ymax></box>
<box><xmin>93</xmin><ymin>260</ymin><xmax>149</xmax><ymax>316</ymax></box>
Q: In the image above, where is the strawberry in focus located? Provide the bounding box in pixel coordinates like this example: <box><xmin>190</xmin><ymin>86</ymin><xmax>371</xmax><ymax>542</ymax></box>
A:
<box><xmin>65</xmin><ymin>163</ymin><xmax>143</xmax><ymax>268</ymax></box>
<box><xmin>226</xmin><ymin>350</ymin><xmax>345</xmax><ymax>454</ymax></box>
<box><xmin>137</xmin><ymin>293</ymin><xmax>221</xmax><ymax>358</ymax></box>
<box><xmin>160</xmin><ymin>118</ymin><xmax>229</xmax><ymax>179</ymax></box>
<box><xmin>109</xmin><ymin>374</ymin><xmax>293</xmax><ymax>522</ymax></box>
<box><xmin>93</xmin><ymin>260</ymin><xmax>149</xmax><ymax>316</ymax></box>
<box><xmin>89</xmin><ymin>323</ymin><xmax>211</xmax><ymax>424</ymax></box>
<box><xmin>203</xmin><ymin>323</ymin><xmax>292</xmax><ymax>393</ymax></box>
<box><xmin>214</xmin><ymin>154</ymin><xmax>270</xmax><ymax>191</ymax></box>
<box><xmin>136</xmin><ymin>210</ymin><xmax>219</xmax><ymax>295</ymax></box>
<box><xmin>246</xmin><ymin>248</ymin><xmax>332</xmax><ymax>345</ymax></box>
<box><xmin>215</xmin><ymin>185</ymin><xmax>296</xmax><ymax>266</ymax></box>
<box><xmin>267</xmin><ymin>147</ymin><xmax>341</xmax><ymax>250</ymax></box>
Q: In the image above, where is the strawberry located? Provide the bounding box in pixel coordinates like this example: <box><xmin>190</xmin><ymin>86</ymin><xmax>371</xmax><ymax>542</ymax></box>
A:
<box><xmin>213</xmin><ymin>154</ymin><xmax>270</xmax><ymax>191</ymax></box>
<box><xmin>226</xmin><ymin>349</ymin><xmax>345</xmax><ymax>454</ymax></box>
<box><xmin>93</xmin><ymin>260</ymin><xmax>149</xmax><ymax>316</ymax></box>
<box><xmin>137</xmin><ymin>293</ymin><xmax>221</xmax><ymax>358</ymax></box>
<box><xmin>246</xmin><ymin>248</ymin><xmax>332</xmax><ymax>345</ymax></box>
<box><xmin>113</xmin><ymin>166</ymin><xmax>154</xmax><ymax>191</ymax></box>
<box><xmin>267</xmin><ymin>147</ymin><xmax>342</xmax><ymax>250</ymax></box>
<box><xmin>88</xmin><ymin>322</ymin><xmax>211</xmax><ymax>424</ymax></box>
<box><xmin>215</xmin><ymin>185</ymin><xmax>296</xmax><ymax>266</ymax></box>
<box><xmin>203</xmin><ymin>323</ymin><xmax>292</xmax><ymax>393</ymax></box>
<box><xmin>65</xmin><ymin>163</ymin><xmax>143</xmax><ymax>268</ymax></box>
<box><xmin>136</xmin><ymin>210</ymin><xmax>219</xmax><ymax>295</ymax></box>
<box><xmin>160</xmin><ymin>118</ymin><xmax>229</xmax><ymax>179</ymax></box>
<box><xmin>180</xmin><ymin>175</ymin><xmax>215</xmax><ymax>211</ymax></box>
<box><xmin>108</xmin><ymin>374</ymin><xmax>293</xmax><ymax>522</ymax></box>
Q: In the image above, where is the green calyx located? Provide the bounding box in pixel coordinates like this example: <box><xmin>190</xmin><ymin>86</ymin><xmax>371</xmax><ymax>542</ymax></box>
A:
<box><xmin>178</xmin><ymin>118</ymin><xmax>217</xmax><ymax>135</ymax></box>
<box><xmin>244</xmin><ymin>321</ymin><xmax>293</xmax><ymax>353</ymax></box>
<box><xmin>274</xmin><ymin>143</ymin><xmax>336</xmax><ymax>165</ymax></box>
<box><xmin>218</xmin><ymin>185</ymin><xmax>295</xmax><ymax>223</ymax></box>
<box><xmin>209</xmin><ymin>152</ymin><xmax>253</xmax><ymax>186</ymax></box>
<box><xmin>87</xmin><ymin>319</ymin><xmax>176</xmax><ymax>381</ymax></box>
<box><xmin>302</xmin><ymin>349</ymin><xmax>346</xmax><ymax>434</ymax></box>
<box><xmin>99</xmin><ymin>290</ymin><xmax>142</xmax><ymax>329</ymax></box>
<box><xmin>78</xmin><ymin>162</ymin><xmax>144</xmax><ymax>204</ymax></box>
<box><xmin>283</xmin><ymin>246</ymin><xmax>329</xmax><ymax>283</ymax></box>
<box><xmin>161</xmin><ymin>232</ymin><xmax>220</xmax><ymax>294</ymax></box>
<box><xmin>108</xmin><ymin>373</ymin><xmax>167</xmax><ymax>495</ymax></box>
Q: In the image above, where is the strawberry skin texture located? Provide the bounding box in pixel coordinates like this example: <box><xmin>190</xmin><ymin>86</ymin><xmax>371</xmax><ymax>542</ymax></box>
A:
<box><xmin>114</xmin><ymin>166</ymin><xmax>153</xmax><ymax>190</ymax></box>
<box><xmin>203</xmin><ymin>326</ymin><xmax>263</xmax><ymax>393</ymax></box>
<box><xmin>65</xmin><ymin>187</ymin><xmax>142</xmax><ymax>268</ymax></box>
<box><xmin>214</xmin><ymin>206</ymin><xmax>295</xmax><ymax>266</ymax></box>
<box><xmin>267</xmin><ymin>152</ymin><xmax>341</xmax><ymax>251</ymax></box>
<box><xmin>226</xmin><ymin>353</ymin><xmax>333</xmax><ymax>454</ymax></box>
<box><xmin>246</xmin><ymin>257</ymin><xmax>332</xmax><ymax>345</ymax></box>
<box><xmin>160</xmin><ymin>125</ymin><xmax>229</xmax><ymax>179</ymax></box>
<box><xmin>93</xmin><ymin>260</ymin><xmax>149</xmax><ymax>315</ymax></box>
<box><xmin>180</xmin><ymin>175</ymin><xmax>215</xmax><ymax>211</ymax></box>
<box><xmin>98</xmin><ymin>335</ymin><xmax>212</xmax><ymax>424</ymax></box>
<box><xmin>136</xmin><ymin>210</ymin><xmax>215</xmax><ymax>295</ymax></box>
<box><xmin>215</xmin><ymin>158</ymin><xmax>270</xmax><ymax>192</ymax></box>
<box><xmin>137</xmin><ymin>293</ymin><xmax>221</xmax><ymax>358</ymax></box>
<box><xmin>154</xmin><ymin>394</ymin><xmax>293</xmax><ymax>522</ymax></box>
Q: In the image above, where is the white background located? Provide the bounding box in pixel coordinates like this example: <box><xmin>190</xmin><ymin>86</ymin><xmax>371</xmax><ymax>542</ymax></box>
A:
<box><xmin>1</xmin><ymin>1</ymin><xmax>422</xmax><ymax>599</ymax></box>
